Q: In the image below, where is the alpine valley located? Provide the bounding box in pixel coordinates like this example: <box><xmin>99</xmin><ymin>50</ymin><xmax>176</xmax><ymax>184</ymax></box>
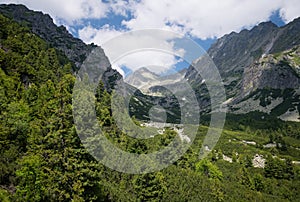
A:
<box><xmin>0</xmin><ymin>4</ymin><xmax>300</xmax><ymax>202</ymax></box>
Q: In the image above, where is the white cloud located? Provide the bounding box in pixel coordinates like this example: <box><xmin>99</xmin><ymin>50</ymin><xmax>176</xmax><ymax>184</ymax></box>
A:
<box><xmin>113</xmin><ymin>51</ymin><xmax>181</xmax><ymax>75</ymax></box>
<box><xmin>1</xmin><ymin>0</ymin><xmax>109</xmax><ymax>24</ymax></box>
<box><xmin>3</xmin><ymin>0</ymin><xmax>299</xmax><ymax>38</ymax></box>
<box><xmin>280</xmin><ymin>0</ymin><xmax>300</xmax><ymax>23</ymax></box>
<box><xmin>109</xmin><ymin>0</ymin><xmax>132</xmax><ymax>17</ymax></box>
<box><xmin>78</xmin><ymin>24</ymin><xmax>125</xmax><ymax>45</ymax></box>
<box><xmin>120</xmin><ymin>0</ymin><xmax>285</xmax><ymax>39</ymax></box>
<box><xmin>79</xmin><ymin>27</ymin><xmax>185</xmax><ymax>74</ymax></box>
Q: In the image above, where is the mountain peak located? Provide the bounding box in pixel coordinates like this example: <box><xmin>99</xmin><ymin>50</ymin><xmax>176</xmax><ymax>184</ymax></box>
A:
<box><xmin>257</xmin><ymin>20</ymin><xmax>278</xmax><ymax>28</ymax></box>
<box><xmin>138</xmin><ymin>67</ymin><xmax>156</xmax><ymax>73</ymax></box>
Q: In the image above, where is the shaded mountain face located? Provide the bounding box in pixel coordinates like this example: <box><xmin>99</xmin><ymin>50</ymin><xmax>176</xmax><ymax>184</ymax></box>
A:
<box><xmin>208</xmin><ymin>21</ymin><xmax>278</xmax><ymax>77</ymax></box>
<box><xmin>203</xmin><ymin>17</ymin><xmax>300</xmax><ymax>78</ymax></box>
<box><xmin>0</xmin><ymin>4</ymin><xmax>93</xmax><ymax>67</ymax></box>
<box><xmin>228</xmin><ymin>46</ymin><xmax>300</xmax><ymax>121</ymax></box>
<box><xmin>241</xmin><ymin>46</ymin><xmax>300</xmax><ymax>97</ymax></box>
<box><xmin>0</xmin><ymin>4</ymin><xmax>122</xmax><ymax>91</ymax></box>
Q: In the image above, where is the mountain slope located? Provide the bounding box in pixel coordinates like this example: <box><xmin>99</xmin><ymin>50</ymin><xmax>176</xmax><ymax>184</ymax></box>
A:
<box><xmin>204</xmin><ymin>17</ymin><xmax>300</xmax><ymax>78</ymax></box>
<box><xmin>184</xmin><ymin>18</ymin><xmax>300</xmax><ymax>121</ymax></box>
<box><xmin>229</xmin><ymin>46</ymin><xmax>300</xmax><ymax>121</ymax></box>
<box><xmin>125</xmin><ymin>67</ymin><xmax>159</xmax><ymax>93</ymax></box>
<box><xmin>0</xmin><ymin>13</ymin><xmax>105</xmax><ymax>200</ymax></box>
<box><xmin>0</xmin><ymin>4</ymin><xmax>93</xmax><ymax>67</ymax></box>
<box><xmin>0</xmin><ymin>4</ymin><xmax>122</xmax><ymax>91</ymax></box>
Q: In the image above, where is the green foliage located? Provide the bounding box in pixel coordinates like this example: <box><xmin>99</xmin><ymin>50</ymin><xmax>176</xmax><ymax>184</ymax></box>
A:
<box><xmin>195</xmin><ymin>159</ymin><xmax>223</xmax><ymax>180</ymax></box>
<box><xmin>264</xmin><ymin>155</ymin><xmax>294</xmax><ymax>179</ymax></box>
<box><xmin>240</xmin><ymin>154</ymin><xmax>253</xmax><ymax>168</ymax></box>
<box><xmin>0</xmin><ymin>14</ymin><xmax>102</xmax><ymax>201</ymax></box>
<box><xmin>15</xmin><ymin>155</ymin><xmax>46</xmax><ymax>201</ymax></box>
<box><xmin>133</xmin><ymin>172</ymin><xmax>167</xmax><ymax>201</ymax></box>
<box><xmin>0</xmin><ymin>188</ymin><xmax>10</xmax><ymax>202</ymax></box>
<box><xmin>253</xmin><ymin>173</ymin><xmax>264</xmax><ymax>191</ymax></box>
<box><xmin>237</xmin><ymin>166</ymin><xmax>254</xmax><ymax>189</ymax></box>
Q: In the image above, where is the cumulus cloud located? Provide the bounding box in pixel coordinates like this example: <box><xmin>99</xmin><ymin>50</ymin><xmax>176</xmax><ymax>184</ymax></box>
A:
<box><xmin>112</xmin><ymin>51</ymin><xmax>180</xmax><ymax>76</ymax></box>
<box><xmin>1</xmin><ymin>0</ymin><xmax>109</xmax><ymax>24</ymax></box>
<box><xmin>120</xmin><ymin>0</ymin><xmax>285</xmax><ymax>39</ymax></box>
<box><xmin>80</xmin><ymin>28</ymin><xmax>186</xmax><ymax>75</ymax></box>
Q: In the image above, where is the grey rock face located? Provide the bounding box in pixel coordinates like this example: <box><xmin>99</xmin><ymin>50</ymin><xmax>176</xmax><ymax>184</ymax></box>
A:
<box><xmin>125</xmin><ymin>67</ymin><xmax>159</xmax><ymax>91</ymax></box>
<box><xmin>0</xmin><ymin>4</ymin><xmax>94</xmax><ymax>67</ymax></box>
<box><xmin>241</xmin><ymin>50</ymin><xmax>300</xmax><ymax>98</ymax></box>
<box><xmin>186</xmin><ymin>17</ymin><xmax>300</xmax><ymax>96</ymax></box>
<box><xmin>208</xmin><ymin>21</ymin><xmax>279</xmax><ymax>76</ymax></box>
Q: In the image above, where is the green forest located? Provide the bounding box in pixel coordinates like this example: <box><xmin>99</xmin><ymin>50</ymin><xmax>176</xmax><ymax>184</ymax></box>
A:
<box><xmin>0</xmin><ymin>13</ymin><xmax>300</xmax><ymax>202</ymax></box>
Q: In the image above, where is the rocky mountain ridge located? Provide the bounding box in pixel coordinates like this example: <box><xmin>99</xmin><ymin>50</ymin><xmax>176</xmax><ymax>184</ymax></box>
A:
<box><xmin>0</xmin><ymin>4</ymin><xmax>122</xmax><ymax>91</ymax></box>
<box><xmin>185</xmin><ymin>18</ymin><xmax>300</xmax><ymax>121</ymax></box>
<box><xmin>0</xmin><ymin>4</ymin><xmax>93</xmax><ymax>67</ymax></box>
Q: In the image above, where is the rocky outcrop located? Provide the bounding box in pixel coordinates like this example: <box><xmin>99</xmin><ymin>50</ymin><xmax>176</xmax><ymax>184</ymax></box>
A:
<box><xmin>252</xmin><ymin>154</ymin><xmax>265</xmax><ymax>168</ymax></box>
<box><xmin>125</xmin><ymin>67</ymin><xmax>187</xmax><ymax>96</ymax></box>
<box><xmin>0</xmin><ymin>4</ymin><xmax>94</xmax><ymax>67</ymax></box>
<box><xmin>125</xmin><ymin>67</ymin><xmax>159</xmax><ymax>93</ymax></box>
<box><xmin>188</xmin><ymin>17</ymin><xmax>300</xmax><ymax>79</ymax></box>
<box><xmin>228</xmin><ymin>46</ymin><xmax>300</xmax><ymax>120</ymax></box>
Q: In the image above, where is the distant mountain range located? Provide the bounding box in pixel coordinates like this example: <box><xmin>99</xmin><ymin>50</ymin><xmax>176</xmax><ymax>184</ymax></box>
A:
<box><xmin>125</xmin><ymin>67</ymin><xmax>187</xmax><ymax>96</ymax></box>
<box><xmin>1</xmin><ymin>4</ymin><xmax>299</xmax><ymax>122</ymax></box>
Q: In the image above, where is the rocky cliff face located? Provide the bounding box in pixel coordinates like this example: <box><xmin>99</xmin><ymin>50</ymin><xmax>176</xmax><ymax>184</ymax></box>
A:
<box><xmin>125</xmin><ymin>67</ymin><xmax>187</xmax><ymax>96</ymax></box>
<box><xmin>185</xmin><ymin>18</ymin><xmax>300</xmax><ymax>121</ymax></box>
<box><xmin>241</xmin><ymin>46</ymin><xmax>300</xmax><ymax>98</ymax></box>
<box><xmin>0</xmin><ymin>4</ymin><xmax>122</xmax><ymax>91</ymax></box>
<box><xmin>204</xmin><ymin>17</ymin><xmax>300</xmax><ymax>77</ymax></box>
<box><xmin>125</xmin><ymin>67</ymin><xmax>159</xmax><ymax>92</ymax></box>
<box><xmin>228</xmin><ymin>46</ymin><xmax>300</xmax><ymax>121</ymax></box>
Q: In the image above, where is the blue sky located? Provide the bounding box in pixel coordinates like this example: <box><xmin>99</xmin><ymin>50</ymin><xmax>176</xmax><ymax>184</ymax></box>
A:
<box><xmin>1</xmin><ymin>0</ymin><xmax>299</xmax><ymax>76</ymax></box>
